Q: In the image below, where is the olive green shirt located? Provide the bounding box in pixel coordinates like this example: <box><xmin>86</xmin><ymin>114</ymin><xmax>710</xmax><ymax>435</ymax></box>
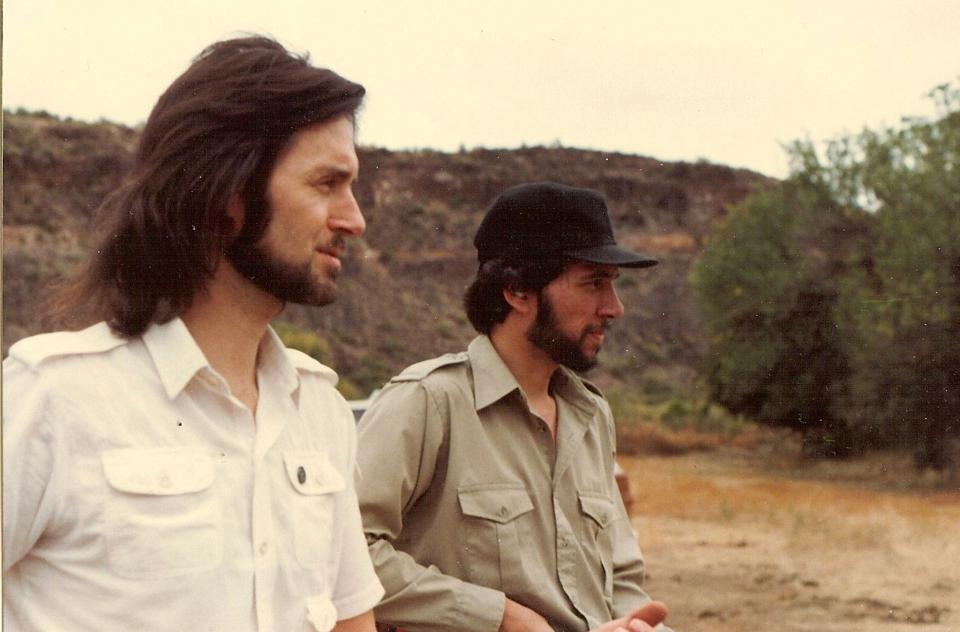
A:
<box><xmin>356</xmin><ymin>336</ymin><xmax>661</xmax><ymax>631</ymax></box>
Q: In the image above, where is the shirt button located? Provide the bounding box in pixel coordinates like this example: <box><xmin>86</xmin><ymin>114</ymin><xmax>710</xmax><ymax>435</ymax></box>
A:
<box><xmin>259</xmin><ymin>542</ymin><xmax>269</xmax><ymax>555</ymax></box>
<box><xmin>499</xmin><ymin>506</ymin><xmax>508</xmax><ymax>517</ymax></box>
<box><xmin>158</xmin><ymin>474</ymin><xmax>172</xmax><ymax>489</ymax></box>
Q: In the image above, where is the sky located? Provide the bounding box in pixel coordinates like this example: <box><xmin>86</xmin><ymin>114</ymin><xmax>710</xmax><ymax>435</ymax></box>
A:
<box><xmin>3</xmin><ymin>0</ymin><xmax>958</xmax><ymax>178</ymax></box>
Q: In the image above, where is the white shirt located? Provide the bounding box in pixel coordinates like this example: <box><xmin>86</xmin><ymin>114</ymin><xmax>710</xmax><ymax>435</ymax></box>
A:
<box><xmin>2</xmin><ymin>318</ymin><xmax>384</xmax><ymax>632</ymax></box>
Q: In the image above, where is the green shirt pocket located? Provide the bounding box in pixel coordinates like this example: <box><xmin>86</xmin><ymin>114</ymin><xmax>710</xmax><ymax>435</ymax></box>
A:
<box><xmin>458</xmin><ymin>484</ymin><xmax>533</xmax><ymax>523</ymax></box>
<box><xmin>578</xmin><ymin>491</ymin><xmax>616</xmax><ymax>605</ymax></box>
<box><xmin>457</xmin><ymin>483</ymin><xmax>534</xmax><ymax>591</ymax></box>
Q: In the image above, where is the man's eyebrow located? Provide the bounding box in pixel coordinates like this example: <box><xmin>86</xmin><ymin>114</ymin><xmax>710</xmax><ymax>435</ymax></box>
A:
<box><xmin>306</xmin><ymin>165</ymin><xmax>356</xmax><ymax>180</ymax></box>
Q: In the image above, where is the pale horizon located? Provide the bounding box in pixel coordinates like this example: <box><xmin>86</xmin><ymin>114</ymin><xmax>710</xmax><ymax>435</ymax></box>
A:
<box><xmin>4</xmin><ymin>0</ymin><xmax>958</xmax><ymax>178</ymax></box>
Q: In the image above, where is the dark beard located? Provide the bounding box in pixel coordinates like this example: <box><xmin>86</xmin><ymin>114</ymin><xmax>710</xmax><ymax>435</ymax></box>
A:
<box><xmin>526</xmin><ymin>292</ymin><xmax>604</xmax><ymax>372</ymax></box>
<box><xmin>227</xmin><ymin>236</ymin><xmax>339</xmax><ymax>307</ymax></box>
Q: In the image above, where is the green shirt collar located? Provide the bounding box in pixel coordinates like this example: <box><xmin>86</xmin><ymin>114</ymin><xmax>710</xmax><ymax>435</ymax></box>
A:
<box><xmin>467</xmin><ymin>335</ymin><xmax>600</xmax><ymax>417</ymax></box>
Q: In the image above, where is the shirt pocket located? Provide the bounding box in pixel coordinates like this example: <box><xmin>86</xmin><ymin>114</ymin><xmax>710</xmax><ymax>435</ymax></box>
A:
<box><xmin>578</xmin><ymin>491</ymin><xmax>616</xmax><ymax>603</ymax></box>
<box><xmin>457</xmin><ymin>482</ymin><xmax>534</xmax><ymax>591</ymax></box>
<box><xmin>283</xmin><ymin>451</ymin><xmax>345</xmax><ymax>569</ymax></box>
<box><xmin>101</xmin><ymin>446</ymin><xmax>223</xmax><ymax>579</ymax></box>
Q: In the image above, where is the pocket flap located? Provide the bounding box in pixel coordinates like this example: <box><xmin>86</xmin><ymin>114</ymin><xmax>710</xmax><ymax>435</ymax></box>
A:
<box><xmin>578</xmin><ymin>492</ymin><xmax>614</xmax><ymax>528</ymax></box>
<box><xmin>101</xmin><ymin>447</ymin><xmax>214</xmax><ymax>495</ymax></box>
<box><xmin>283</xmin><ymin>452</ymin><xmax>345</xmax><ymax>495</ymax></box>
<box><xmin>305</xmin><ymin>594</ymin><xmax>337</xmax><ymax>631</ymax></box>
<box><xmin>458</xmin><ymin>484</ymin><xmax>533</xmax><ymax>523</ymax></box>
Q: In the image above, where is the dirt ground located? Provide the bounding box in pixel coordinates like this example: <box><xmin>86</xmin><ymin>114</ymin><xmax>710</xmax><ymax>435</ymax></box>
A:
<box><xmin>621</xmin><ymin>451</ymin><xmax>960</xmax><ymax>632</ymax></box>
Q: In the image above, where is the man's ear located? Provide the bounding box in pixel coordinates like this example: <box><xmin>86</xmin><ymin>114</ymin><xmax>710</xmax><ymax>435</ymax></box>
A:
<box><xmin>225</xmin><ymin>193</ymin><xmax>246</xmax><ymax>243</ymax></box>
<box><xmin>502</xmin><ymin>287</ymin><xmax>534</xmax><ymax>314</ymax></box>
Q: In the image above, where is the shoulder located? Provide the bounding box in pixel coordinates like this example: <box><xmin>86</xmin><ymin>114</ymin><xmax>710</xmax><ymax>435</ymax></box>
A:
<box><xmin>358</xmin><ymin>352</ymin><xmax>471</xmax><ymax>426</ymax></box>
<box><xmin>577</xmin><ymin>375</ymin><xmax>607</xmax><ymax>401</ymax></box>
<box><xmin>559</xmin><ymin>366</ymin><xmax>608</xmax><ymax>403</ymax></box>
<box><xmin>284</xmin><ymin>349</ymin><xmax>356</xmax><ymax>456</ymax></box>
<box><xmin>284</xmin><ymin>348</ymin><xmax>350</xmax><ymax>423</ymax></box>
<box><xmin>6</xmin><ymin>323</ymin><xmax>128</xmax><ymax>371</ymax></box>
<box><xmin>284</xmin><ymin>348</ymin><xmax>339</xmax><ymax>386</ymax></box>
<box><xmin>389</xmin><ymin>351</ymin><xmax>470</xmax><ymax>385</ymax></box>
<box><xmin>562</xmin><ymin>369</ymin><xmax>615</xmax><ymax>422</ymax></box>
<box><xmin>3</xmin><ymin>324</ymin><xmax>132</xmax><ymax>435</ymax></box>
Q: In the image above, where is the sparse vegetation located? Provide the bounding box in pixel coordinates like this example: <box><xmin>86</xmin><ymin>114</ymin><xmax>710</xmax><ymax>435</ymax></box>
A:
<box><xmin>629</xmin><ymin>448</ymin><xmax>959</xmax><ymax>629</ymax></box>
<box><xmin>4</xmin><ymin>108</ymin><xmax>773</xmax><ymax>410</ymax></box>
<box><xmin>607</xmin><ymin>383</ymin><xmax>764</xmax><ymax>456</ymax></box>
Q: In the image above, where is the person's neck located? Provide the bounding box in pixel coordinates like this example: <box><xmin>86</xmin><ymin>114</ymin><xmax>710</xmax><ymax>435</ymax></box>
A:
<box><xmin>489</xmin><ymin>321</ymin><xmax>558</xmax><ymax>407</ymax></box>
<box><xmin>180</xmin><ymin>260</ymin><xmax>282</xmax><ymax>413</ymax></box>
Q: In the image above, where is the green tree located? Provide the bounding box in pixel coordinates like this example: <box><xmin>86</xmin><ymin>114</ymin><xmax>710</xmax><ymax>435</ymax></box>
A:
<box><xmin>696</xmin><ymin>82</ymin><xmax>960</xmax><ymax>467</ymax></box>
<box><xmin>835</xmin><ymin>84</ymin><xmax>960</xmax><ymax>469</ymax></box>
<box><xmin>693</xmin><ymin>176</ymin><xmax>866</xmax><ymax>456</ymax></box>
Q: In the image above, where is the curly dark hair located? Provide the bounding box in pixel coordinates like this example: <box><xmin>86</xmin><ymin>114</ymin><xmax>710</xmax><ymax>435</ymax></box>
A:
<box><xmin>463</xmin><ymin>257</ymin><xmax>571</xmax><ymax>334</ymax></box>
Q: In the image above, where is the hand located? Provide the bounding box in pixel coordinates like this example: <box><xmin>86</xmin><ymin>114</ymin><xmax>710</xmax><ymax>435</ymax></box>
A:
<box><xmin>499</xmin><ymin>598</ymin><xmax>554</xmax><ymax>632</ymax></box>
<box><xmin>590</xmin><ymin>601</ymin><xmax>669</xmax><ymax>632</ymax></box>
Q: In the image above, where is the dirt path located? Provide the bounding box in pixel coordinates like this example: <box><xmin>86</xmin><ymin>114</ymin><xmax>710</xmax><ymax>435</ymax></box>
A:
<box><xmin>621</xmin><ymin>452</ymin><xmax>960</xmax><ymax>631</ymax></box>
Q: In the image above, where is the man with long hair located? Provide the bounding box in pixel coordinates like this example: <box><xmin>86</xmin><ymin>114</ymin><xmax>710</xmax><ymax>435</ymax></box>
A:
<box><xmin>356</xmin><ymin>182</ymin><xmax>670</xmax><ymax>631</ymax></box>
<box><xmin>3</xmin><ymin>36</ymin><xmax>383</xmax><ymax>631</ymax></box>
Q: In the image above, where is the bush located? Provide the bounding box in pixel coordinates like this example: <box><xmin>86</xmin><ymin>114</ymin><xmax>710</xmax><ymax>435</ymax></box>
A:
<box><xmin>272</xmin><ymin>321</ymin><xmax>333</xmax><ymax>366</ymax></box>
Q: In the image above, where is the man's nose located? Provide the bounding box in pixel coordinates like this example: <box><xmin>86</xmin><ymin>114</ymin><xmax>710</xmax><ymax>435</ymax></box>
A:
<box><xmin>330</xmin><ymin>187</ymin><xmax>365</xmax><ymax>236</ymax></box>
<box><xmin>599</xmin><ymin>286</ymin><xmax>625</xmax><ymax>320</ymax></box>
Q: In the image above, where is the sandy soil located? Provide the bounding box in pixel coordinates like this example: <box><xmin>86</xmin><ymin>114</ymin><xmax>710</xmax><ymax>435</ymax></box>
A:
<box><xmin>621</xmin><ymin>452</ymin><xmax>960</xmax><ymax>632</ymax></box>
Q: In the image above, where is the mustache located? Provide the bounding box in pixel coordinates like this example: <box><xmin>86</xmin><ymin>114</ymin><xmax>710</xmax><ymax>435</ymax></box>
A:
<box><xmin>584</xmin><ymin>321</ymin><xmax>611</xmax><ymax>336</ymax></box>
<box><xmin>317</xmin><ymin>234</ymin><xmax>347</xmax><ymax>251</ymax></box>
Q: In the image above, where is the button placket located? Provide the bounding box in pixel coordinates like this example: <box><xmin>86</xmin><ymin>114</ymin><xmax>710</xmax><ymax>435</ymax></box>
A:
<box><xmin>250</xmin><ymin>461</ymin><xmax>274</xmax><ymax>630</ymax></box>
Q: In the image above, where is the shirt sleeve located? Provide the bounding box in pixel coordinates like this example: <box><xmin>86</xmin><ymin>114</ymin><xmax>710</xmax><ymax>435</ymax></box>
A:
<box><xmin>609</xmin><ymin>483</ymin><xmax>650</xmax><ymax>614</ymax></box>
<box><xmin>605</xmin><ymin>407</ymin><xmax>674</xmax><ymax>632</ymax></box>
<box><xmin>331</xmin><ymin>401</ymin><xmax>386</xmax><ymax>620</ymax></box>
<box><xmin>2</xmin><ymin>358</ymin><xmax>64</xmax><ymax>572</ymax></box>
<box><xmin>355</xmin><ymin>381</ymin><xmax>506</xmax><ymax>632</ymax></box>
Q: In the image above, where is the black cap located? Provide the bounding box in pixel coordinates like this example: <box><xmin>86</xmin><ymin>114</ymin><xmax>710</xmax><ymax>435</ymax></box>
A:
<box><xmin>474</xmin><ymin>181</ymin><xmax>658</xmax><ymax>268</ymax></box>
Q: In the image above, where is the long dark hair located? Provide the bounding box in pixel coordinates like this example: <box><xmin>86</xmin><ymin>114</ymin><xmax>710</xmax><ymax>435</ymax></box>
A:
<box><xmin>47</xmin><ymin>35</ymin><xmax>365</xmax><ymax>336</ymax></box>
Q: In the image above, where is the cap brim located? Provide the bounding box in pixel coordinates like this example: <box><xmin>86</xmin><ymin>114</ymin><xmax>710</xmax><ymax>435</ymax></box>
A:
<box><xmin>565</xmin><ymin>244</ymin><xmax>658</xmax><ymax>268</ymax></box>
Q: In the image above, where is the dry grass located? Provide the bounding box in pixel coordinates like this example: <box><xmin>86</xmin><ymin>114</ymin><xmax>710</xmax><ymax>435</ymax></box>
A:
<box><xmin>623</xmin><ymin>450</ymin><xmax>960</xmax><ymax>631</ymax></box>
<box><xmin>616</xmin><ymin>421</ymin><xmax>784</xmax><ymax>457</ymax></box>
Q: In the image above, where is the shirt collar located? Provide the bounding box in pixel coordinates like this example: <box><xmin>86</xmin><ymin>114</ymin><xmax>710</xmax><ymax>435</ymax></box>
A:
<box><xmin>142</xmin><ymin>317</ymin><xmax>211</xmax><ymax>399</ymax></box>
<box><xmin>467</xmin><ymin>335</ymin><xmax>522</xmax><ymax>411</ymax></box>
<box><xmin>258</xmin><ymin>325</ymin><xmax>300</xmax><ymax>397</ymax></box>
<box><xmin>467</xmin><ymin>335</ymin><xmax>598</xmax><ymax>416</ymax></box>
<box><xmin>142</xmin><ymin>318</ymin><xmax>300</xmax><ymax>400</ymax></box>
<box><xmin>550</xmin><ymin>366</ymin><xmax>602</xmax><ymax>418</ymax></box>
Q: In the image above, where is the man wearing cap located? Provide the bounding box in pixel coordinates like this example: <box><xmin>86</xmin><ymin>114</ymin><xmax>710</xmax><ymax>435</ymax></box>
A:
<box><xmin>356</xmin><ymin>182</ymin><xmax>670</xmax><ymax>632</ymax></box>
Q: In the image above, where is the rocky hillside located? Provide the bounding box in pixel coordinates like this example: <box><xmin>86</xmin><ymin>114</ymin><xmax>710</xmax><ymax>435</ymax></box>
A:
<box><xmin>3</xmin><ymin>111</ymin><xmax>775</xmax><ymax>396</ymax></box>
